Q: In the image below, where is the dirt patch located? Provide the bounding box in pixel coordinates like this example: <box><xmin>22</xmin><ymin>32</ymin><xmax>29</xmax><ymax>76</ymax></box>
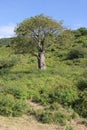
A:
<box><xmin>29</xmin><ymin>100</ymin><xmax>44</xmax><ymax>110</ymax></box>
<box><xmin>0</xmin><ymin>115</ymin><xmax>63</xmax><ymax>130</ymax></box>
<box><xmin>0</xmin><ymin>115</ymin><xmax>87</xmax><ymax>130</ymax></box>
<box><xmin>0</xmin><ymin>101</ymin><xmax>87</xmax><ymax>130</ymax></box>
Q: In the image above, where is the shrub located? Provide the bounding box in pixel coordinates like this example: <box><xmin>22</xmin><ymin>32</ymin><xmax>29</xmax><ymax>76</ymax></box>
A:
<box><xmin>50</xmin><ymin>102</ymin><xmax>60</xmax><ymax>110</ymax></box>
<box><xmin>0</xmin><ymin>94</ymin><xmax>29</xmax><ymax>117</ymax></box>
<box><xmin>0</xmin><ymin>87</ymin><xmax>5</xmax><ymax>94</ymax></box>
<box><xmin>5</xmin><ymin>86</ymin><xmax>28</xmax><ymax>99</ymax></box>
<box><xmin>32</xmin><ymin>89</ymin><xmax>50</xmax><ymax>106</ymax></box>
<box><xmin>53</xmin><ymin>112</ymin><xmax>66</xmax><ymax>125</ymax></box>
<box><xmin>0</xmin><ymin>68</ymin><xmax>9</xmax><ymax>75</ymax></box>
<box><xmin>35</xmin><ymin>109</ymin><xmax>67</xmax><ymax>125</ymax></box>
<box><xmin>49</xmin><ymin>85</ymin><xmax>78</xmax><ymax>106</ymax></box>
<box><xmin>36</xmin><ymin>93</ymin><xmax>50</xmax><ymax>106</ymax></box>
<box><xmin>35</xmin><ymin>110</ymin><xmax>53</xmax><ymax>124</ymax></box>
<box><xmin>70</xmin><ymin>112</ymin><xmax>78</xmax><ymax>119</ymax></box>
<box><xmin>73</xmin><ymin>90</ymin><xmax>87</xmax><ymax>118</ymax></box>
<box><xmin>27</xmin><ymin>89</ymin><xmax>35</xmax><ymax>99</ymax></box>
<box><xmin>0</xmin><ymin>58</ymin><xmax>16</xmax><ymax>69</ymax></box>
<box><xmin>0</xmin><ymin>94</ymin><xmax>15</xmax><ymax>116</ymax></box>
<box><xmin>77</xmin><ymin>79</ymin><xmax>87</xmax><ymax>91</ymax></box>
<box><xmin>12</xmin><ymin>99</ymin><xmax>28</xmax><ymax>117</ymax></box>
<box><xmin>67</xmin><ymin>48</ymin><xmax>84</xmax><ymax>60</ymax></box>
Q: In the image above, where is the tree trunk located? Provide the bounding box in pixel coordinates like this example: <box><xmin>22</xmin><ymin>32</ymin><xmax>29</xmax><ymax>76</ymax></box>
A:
<box><xmin>38</xmin><ymin>51</ymin><xmax>46</xmax><ymax>70</ymax></box>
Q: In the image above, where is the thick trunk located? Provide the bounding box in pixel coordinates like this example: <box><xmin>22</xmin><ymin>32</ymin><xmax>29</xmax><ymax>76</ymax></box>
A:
<box><xmin>38</xmin><ymin>51</ymin><xmax>46</xmax><ymax>70</ymax></box>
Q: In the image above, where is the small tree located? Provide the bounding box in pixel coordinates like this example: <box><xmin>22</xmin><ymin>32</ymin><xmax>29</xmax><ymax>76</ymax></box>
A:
<box><xmin>15</xmin><ymin>14</ymin><xmax>63</xmax><ymax>70</ymax></box>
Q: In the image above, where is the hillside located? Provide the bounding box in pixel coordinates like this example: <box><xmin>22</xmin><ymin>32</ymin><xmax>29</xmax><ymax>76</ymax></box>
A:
<box><xmin>0</xmin><ymin>28</ymin><xmax>87</xmax><ymax>130</ymax></box>
<box><xmin>0</xmin><ymin>38</ymin><xmax>13</xmax><ymax>46</ymax></box>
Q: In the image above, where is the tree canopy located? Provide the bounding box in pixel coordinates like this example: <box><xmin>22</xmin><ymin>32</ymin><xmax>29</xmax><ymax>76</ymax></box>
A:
<box><xmin>15</xmin><ymin>14</ymin><xmax>64</xmax><ymax>69</ymax></box>
<box><xmin>15</xmin><ymin>14</ymin><xmax>63</xmax><ymax>52</ymax></box>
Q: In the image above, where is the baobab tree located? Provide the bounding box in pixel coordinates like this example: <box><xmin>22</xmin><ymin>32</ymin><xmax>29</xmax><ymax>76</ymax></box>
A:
<box><xmin>15</xmin><ymin>14</ymin><xmax>63</xmax><ymax>70</ymax></box>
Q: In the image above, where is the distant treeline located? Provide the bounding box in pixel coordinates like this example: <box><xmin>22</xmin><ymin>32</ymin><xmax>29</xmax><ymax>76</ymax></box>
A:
<box><xmin>0</xmin><ymin>37</ymin><xmax>14</xmax><ymax>46</ymax></box>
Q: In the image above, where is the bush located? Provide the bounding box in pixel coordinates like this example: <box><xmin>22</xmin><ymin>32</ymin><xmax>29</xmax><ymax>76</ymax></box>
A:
<box><xmin>77</xmin><ymin>79</ymin><xmax>87</xmax><ymax>91</ymax></box>
<box><xmin>49</xmin><ymin>85</ymin><xmax>78</xmax><ymax>106</ymax></box>
<box><xmin>0</xmin><ymin>94</ymin><xmax>15</xmax><ymax>116</ymax></box>
<box><xmin>67</xmin><ymin>48</ymin><xmax>84</xmax><ymax>60</ymax></box>
<box><xmin>73</xmin><ymin>90</ymin><xmax>87</xmax><ymax>118</ymax></box>
<box><xmin>50</xmin><ymin>102</ymin><xmax>60</xmax><ymax>110</ymax></box>
<box><xmin>70</xmin><ymin>112</ymin><xmax>78</xmax><ymax>119</ymax></box>
<box><xmin>53</xmin><ymin>112</ymin><xmax>66</xmax><ymax>125</ymax></box>
<box><xmin>0</xmin><ymin>94</ymin><xmax>29</xmax><ymax>117</ymax></box>
<box><xmin>35</xmin><ymin>110</ymin><xmax>53</xmax><ymax>123</ymax></box>
<box><xmin>13</xmin><ymin>99</ymin><xmax>28</xmax><ymax>117</ymax></box>
<box><xmin>32</xmin><ymin>88</ymin><xmax>50</xmax><ymax>106</ymax></box>
<box><xmin>35</xmin><ymin>93</ymin><xmax>50</xmax><ymax>106</ymax></box>
<box><xmin>5</xmin><ymin>86</ymin><xmax>28</xmax><ymax>99</ymax></box>
<box><xmin>27</xmin><ymin>89</ymin><xmax>35</xmax><ymax>99</ymax></box>
<box><xmin>0</xmin><ymin>58</ymin><xmax>16</xmax><ymax>69</ymax></box>
<box><xmin>35</xmin><ymin>109</ymin><xmax>67</xmax><ymax>125</ymax></box>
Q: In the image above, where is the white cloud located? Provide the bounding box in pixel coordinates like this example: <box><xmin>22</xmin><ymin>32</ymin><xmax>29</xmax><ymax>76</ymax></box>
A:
<box><xmin>0</xmin><ymin>24</ymin><xmax>16</xmax><ymax>38</ymax></box>
<box><xmin>72</xmin><ymin>23</ymin><xmax>84</xmax><ymax>30</ymax></box>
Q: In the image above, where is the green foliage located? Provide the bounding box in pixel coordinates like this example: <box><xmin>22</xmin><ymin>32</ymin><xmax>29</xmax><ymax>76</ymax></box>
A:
<box><xmin>0</xmin><ymin>58</ymin><xmax>16</xmax><ymax>69</ymax></box>
<box><xmin>66</xmin><ymin>126</ymin><xmax>75</xmax><ymax>130</ymax></box>
<box><xmin>5</xmin><ymin>86</ymin><xmax>28</xmax><ymax>99</ymax></box>
<box><xmin>78</xmin><ymin>27</ymin><xmax>87</xmax><ymax>36</ymax></box>
<box><xmin>0</xmin><ymin>94</ymin><xmax>28</xmax><ymax>117</ymax></box>
<box><xmin>73</xmin><ymin>90</ymin><xmax>87</xmax><ymax>118</ymax></box>
<box><xmin>57</xmin><ymin>29</ymin><xmax>75</xmax><ymax>48</ymax></box>
<box><xmin>33</xmin><ymin>88</ymin><xmax>50</xmax><ymax>105</ymax></box>
<box><xmin>67</xmin><ymin>48</ymin><xmax>84</xmax><ymax>60</ymax></box>
<box><xmin>77</xmin><ymin>78</ymin><xmax>87</xmax><ymax>91</ymax></box>
<box><xmin>49</xmin><ymin>85</ymin><xmax>78</xmax><ymax>106</ymax></box>
<box><xmin>34</xmin><ymin>93</ymin><xmax>50</xmax><ymax>106</ymax></box>
<box><xmin>50</xmin><ymin>102</ymin><xmax>61</xmax><ymax>110</ymax></box>
<box><xmin>75</xmin><ymin>36</ymin><xmax>87</xmax><ymax>47</ymax></box>
<box><xmin>53</xmin><ymin>112</ymin><xmax>66</xmax><ymax>125</ymax></box>
<box><xmin>14</xmin><ymin>14</ymin><xmax>63</xmax><ymax>69</ymax></box>
<box><xmin>0</xmin><ymin>94</ymin><xmax>15</xmax><ymax>116</ymax></box>
<box><xmin>35</xmin><ymin>110</ymin><xmax>66</xmax><ymax>125</ymax></box>
<box><xmin>0</xmin><ymin>38</ymin><xmax>13</xmax><ymax>46</ymax></box>
<box><xmin>36</xmin><ymin>110</ymin><xmax>53</xmax><ymax>124</ymax></box>
<box><xmin>0</xmin><ymin>25</ymin><xmax>87</xmax><ymax>120</ymax></box>
<box><xmin>73</xmin><ymin>27</ymin><xmax>87</xmax><ymax>37</ymax></box>
<box><xmin>70</xmin><ymin>111</ymin><xmax>79</xmax><ymax>119</ymax></box>
<box><xmin>12</xmin><ymin>99</ymin><xmax>28</xmax><ymax>117</ymax></box>
<box><xmin>72</xmin><ymin>27</ymin><xmax>87</xmax><ymax>48</ymax></box>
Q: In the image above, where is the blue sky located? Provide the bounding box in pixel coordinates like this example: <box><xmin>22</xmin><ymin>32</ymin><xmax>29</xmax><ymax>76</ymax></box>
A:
<box><xmin>0</xmin><ymin>0</ymin><xmax>87</xmax><ymax>38</ymax></box>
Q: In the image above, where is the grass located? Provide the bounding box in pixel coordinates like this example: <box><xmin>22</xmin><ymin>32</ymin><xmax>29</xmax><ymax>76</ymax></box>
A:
<box><xmin>0</xmin><ymin>44</ymin><xmax>87</xmax><ymax>125</ymax></box>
